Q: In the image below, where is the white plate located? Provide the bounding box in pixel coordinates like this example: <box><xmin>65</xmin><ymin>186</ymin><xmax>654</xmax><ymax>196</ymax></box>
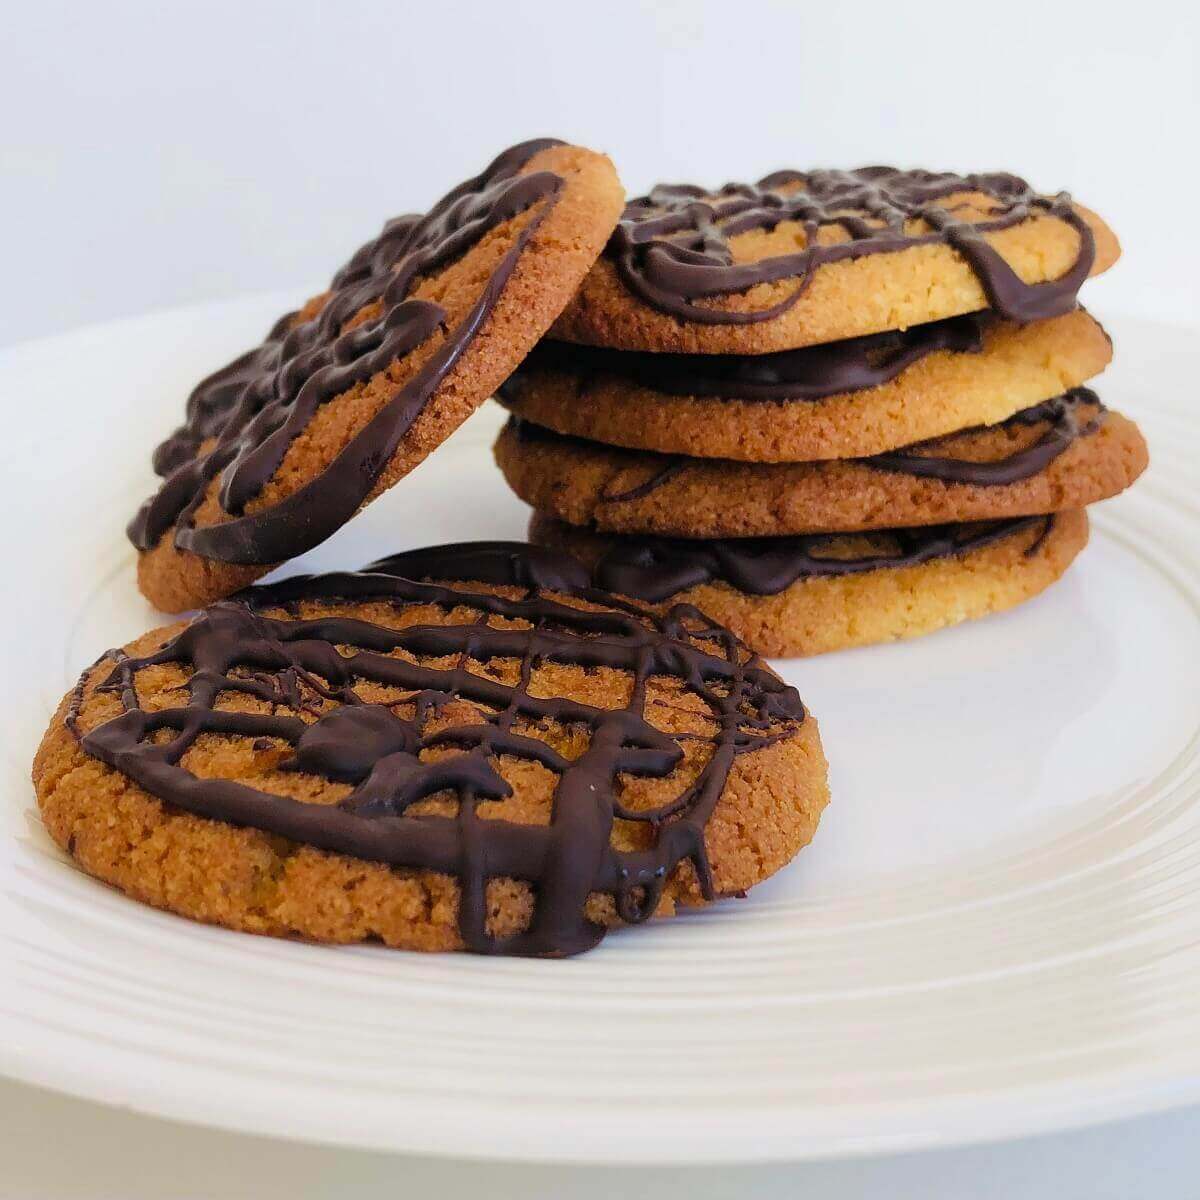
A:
<box><xmin>1</xmin><ymin>297</ymin><xmax>1198</xmax><ymax>1165</ymax></box>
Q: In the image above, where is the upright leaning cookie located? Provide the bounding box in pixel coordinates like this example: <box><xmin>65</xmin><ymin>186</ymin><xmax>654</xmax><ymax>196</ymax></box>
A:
<box><xmin>552</xmin><ymin>167</ymin><xmax>1119</xmax><ymax>354</ymax></box>
<box><xmin>130</xmin><ymin>140</ymin><xmax>624</xmax><ymax>612</ymax></box>
<box><xmin>34</xmin><ymin>545</ymin><xmax>829</xmax><ymax>957</ymax></box>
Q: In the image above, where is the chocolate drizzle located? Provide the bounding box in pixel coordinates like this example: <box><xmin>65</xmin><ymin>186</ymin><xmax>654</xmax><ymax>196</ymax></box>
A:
<box><xmin>868</xmin><ymin>388</ymin><xmax>1103</xmax><ymax>486</ymax></box>
<box><xmin>607</xmin><ymin>168</ymin><xmax>1095</xmax><ymax>325</ymax></box>
<box><xmin>511</xmin><ymin>313</ymin><xmax>988</xmax><ymax>402</ymax></box>
<box><xmin>600</xmin><ymin>460</ymin><xmax>690</xmax><ymax>503</ymax></box>
<box><xmin>67</xmin><ymin>546</ymin><xmax>806</xmax><ymax>957</ymax></box>
<box><xmin>129</xmin><ymin>140</ymin><xmax>566</xmax><ymax>565</ymax></box>
<box><xmin>582</xmin><ymin>517</ymin><xmax>1055</xmax><ymax>603</ymax></box>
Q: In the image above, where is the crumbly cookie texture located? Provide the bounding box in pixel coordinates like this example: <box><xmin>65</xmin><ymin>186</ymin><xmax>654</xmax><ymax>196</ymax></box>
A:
<box><xmin>500</xmin><ymin>309</ymin><xmax>1112</xmax><ymax>462</ymax></box>
<box><xmin>552</xmin><ymin>197</ymin><xmax>1119</xmax><ymax>354</ymax></box>
<box><xmin>138</xmin><ymin>143</ymin><xmax>624</xmax><ymax>613</ymax></box>
<box><xmin>494</xmin><ymin>407</ymin><xmax>1146</xmax><ymax>538</ymax></box>
<box><xmin>33</xmin><ymin>584</ymin><xmax>829</xmax><ymax>953</ymax></box>
<box><xmin>530</xmin><ymin>510</ymin><xmax>1089</xmax><ymax>658</ymax></box>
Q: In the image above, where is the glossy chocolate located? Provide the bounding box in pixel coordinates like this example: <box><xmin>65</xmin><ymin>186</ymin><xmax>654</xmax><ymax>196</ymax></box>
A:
<box><xmin>868</xmin><ymin>388</ymin><xmax>1103</xmax><ymax>485</ymax></box>
<box><xmin>580</xmin><ymin>517</ymin><xmax>1056</xmax><ymax>603</ymax></box>
<box><xmin>605</xmin><ymin>168</ymin><xmax>1095</xmax><ymax>325</ymax></box>
<box><xmin>68</xmin><ymin>545</ymin><xmax>807</xmax><ymax>957</ymax></box>
<box><xmin>509</xmin><ymin>313</ymin><xmax>988</xmax><ymax>402</ymax></box>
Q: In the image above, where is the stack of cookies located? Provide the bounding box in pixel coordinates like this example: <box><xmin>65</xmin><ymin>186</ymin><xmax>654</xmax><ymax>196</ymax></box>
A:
<box><xmin>495</xmin><ymin>167</ymin><xmax>1149</xmax><ymax>656</ymax></box>
<box><xmin>30</xmin><ymin>146</ymin><xmax>1153</xmax><ymax>960</ymax></box>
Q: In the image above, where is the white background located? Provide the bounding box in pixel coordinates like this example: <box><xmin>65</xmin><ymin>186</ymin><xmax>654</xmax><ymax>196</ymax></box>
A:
<box><xmin>3</xmin><ymin>1</ymin><xmax>1200</xmax><ymax>1196</ymax></box>
<box><xmin>3</xmin><ymin>0</ymin><xmax>1197</xmax><ymax>346</ymax></box>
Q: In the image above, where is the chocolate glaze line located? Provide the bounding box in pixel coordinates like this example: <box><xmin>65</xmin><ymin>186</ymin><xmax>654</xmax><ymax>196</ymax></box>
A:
<box><xmin>67</xmin><ymin>546</ymin><xmax>806</xmax><ymax>957</ymax></box>
<box><xmin>867</xmin><ymin>387</ymin><xmax>1103</xmax><ymax>486</ymax></box>
<box><xmin>606</xmin><ymin>168</ymin><xmax>1095</xmax><ymax>326</ymax></box>
<box><xmin>600</xmin><ymin>459</ymin><xmax>689</xmax><ymax>503</ymax></box>
<box><xmin>508</xmin><ymin>312</ymin><xmax>989</xmax><ymax>402</ymax></box>
<box><xmin>130</xmin><ymin>140</ymin><xmax>566</xmax><ymax>565</ymax></box>
<box><xmin>362</xmin><ymin>541</ymin><xmax>593</xmax><ymax>594</ymax></box>
<box><xmin>585</xmin><ymin>517</ymin><xmax>1055</xmax><ymax>603</ymax></box>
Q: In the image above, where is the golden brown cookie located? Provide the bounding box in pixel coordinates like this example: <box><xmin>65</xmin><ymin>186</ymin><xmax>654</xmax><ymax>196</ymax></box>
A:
<box><xmin>493</xmin><ymin>397</ymin><xmax>1146</xmax><ymax>538</ymax></box>
<box><xmin>34</xmin><ymin>546</ymin><xmax>829</xmax><ymax>957</ymax></box>
<box><xmin>499</xmin><ymin>309</ymin><xmax>1113</xmax><ymax>462</ymax></box>
<box><xmin>552</xmin><ymin>167</ymin><xmax>1119</xmax><ymax>354</ymax></box>
<box><xmin>529</xmin><ymin>510</ymin><xmax>1089</xmax><ymax>658</ymax></box>
<box><xmin>132</xmin><ymin>140</ymin><xmax>625</xmax><ymax>613</ymax></box>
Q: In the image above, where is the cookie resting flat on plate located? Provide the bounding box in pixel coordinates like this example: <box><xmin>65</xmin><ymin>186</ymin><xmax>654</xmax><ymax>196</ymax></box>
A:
<box><xmin>34</xmin><ymin>545</ymin><xmax>829</xmax><ymax>957</ymax></box>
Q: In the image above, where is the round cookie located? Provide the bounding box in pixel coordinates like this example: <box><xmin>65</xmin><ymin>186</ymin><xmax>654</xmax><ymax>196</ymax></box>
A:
<box><xmin>494</xmin><ymin>395</ymin><xmax>1147</xmax><ymax>538</ymax></box>
<box><xmin>499</xmin><ymin>308</ymin><xmax>1113</xmax><ymax>462</ymax></box>
<box><xmin>529</xmin><ymin>510</ymin><xmax>1089</xmax><ymax>658</ymax></box>
<box><xmin>552</xmin><ymin>167</ymin><xmax>1119</xmax><ymax>354</ymax></box>
<box><xmin>132</xmin><ymin>140</ymin><xmax>625</xmax><ymax>613</ymax></box>
<box><xmin>33</xmin><ymin>545</ymin><xmax>829</xmax><ymax>958</ymax></box>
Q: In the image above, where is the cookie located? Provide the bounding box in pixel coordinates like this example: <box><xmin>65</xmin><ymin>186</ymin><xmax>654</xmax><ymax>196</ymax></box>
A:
<box><xmin>131</xmin><ymin>140</ymin><xmax>624</xmax><ymax>613</ymax></box>
<box><xmin>551</xmin><ymin>167</ymin><xmax>1119</xmax><ymax>354</ymax></box>
<box><xmin>33</xmin><ymin>545</ymin><xmax>829</xmax><ymax>957</ymax></box>
<box><xmin>493</xmin><ymin>395</ymin><xmax>1146</xmax><ymax>538</ymax></box>
<box><xmin>499</xmin><ymin>308</ymin><xmax>1113</xmax><ymax>462</ymax></box>
<box><xmin>529</xmin><ymin>510</ymin><xmax>1089</xmax><ymax>657</ymax></box>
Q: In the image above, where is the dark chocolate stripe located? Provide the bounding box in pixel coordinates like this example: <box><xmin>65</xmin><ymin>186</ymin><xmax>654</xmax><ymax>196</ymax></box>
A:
<box><xmin>605</xmin><ymin>168</ymin><xmax>1094</xmax><ymax>326</ymax></box>
<box><xmin>867</xmin><ymin>388</ymin><xmax>1103</xmax><ymax>485</ymax></box>
<box><xmin>587</xmin><ymin>517</ymin><xmax>1054</xmax><ymax>603</ymax></box>
<box><xmin>69</xmin><ymin>546</ymin><xmax>806</xmax><ymax>958</ymax></box>
<box><xmin>600</xmin><ymin>459</ymin><xmax>690</xmax><ymax>503</ymax></box>
<box><xmin>510</xmin><ymin>313</ymin><xmax>988</xmax><ymax>402</ymax></box>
